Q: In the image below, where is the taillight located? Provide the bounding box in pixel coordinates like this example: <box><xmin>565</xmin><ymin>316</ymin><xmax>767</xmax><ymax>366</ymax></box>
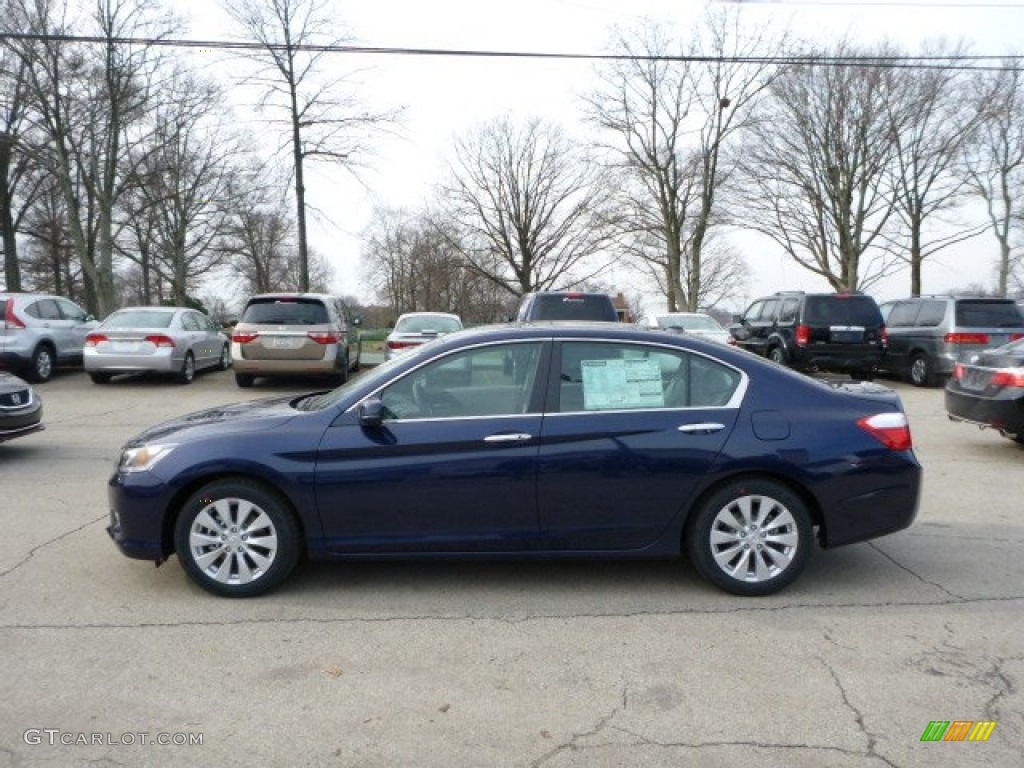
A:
<box><xmin>880</xmin><ymin>325</ymin><xmax>888</xmax><ymax>348</ymax></box>
<box><xmin>1011</xmin><ymin>333</ymin><xmax>1024</xmax><ymax>342</ymax></box>
<box><xmin>85</xmin><ymin>333</ymin><xmax>108</xmax><ymax>347</ymax></box>
<box><xmin>795</xmin><ymin>324</ymin><xmax>810</xmax><ymax>346</ymax></box>
<box><xmin>944</xmin><ymin>332</ymin><xmax>989</xmax><ymax>345</ymax></box>
<box><xmin>144</xmin><ymin>334</ymin><xmax>176</xmax><ymax>348</ymax></box>
<box><xmin>4</xmin><ymin>301</ymin><xmax>26</xmax><ymax>329</ymax></box>
<box><xmin>232</xmin><ymin>332</ymin><xmax>258</xmax><ymax>344</ymax></box>
<box><xmin>953</xmin><ymin>362</ymin><xmax>966</xmax><ymax>381</ymax></box>
<box><xmin>991</xmin><ymin>370</ymin><xmax>1024</xmax><ymax>388</ymax></box>
<box><xmin>307</xmin><ymin>331</ymin><xmax>340</xmax><ymax>344</ymax></box>
<box><xmin>387</xmin><ymin>340</ymin><xmax>417</xmax><ymax>350</ymax></box>
<box><xmin>857</xmin><ymin>412</ymin><xmax>913</xmax><ymax>452</ymax></box>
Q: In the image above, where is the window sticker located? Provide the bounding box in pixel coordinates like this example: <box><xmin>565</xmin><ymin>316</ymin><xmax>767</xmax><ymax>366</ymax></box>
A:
<box><xmin>581</xmin><ymin>358</ymin><xmax>664</xmax><ymax>410</ymax></box>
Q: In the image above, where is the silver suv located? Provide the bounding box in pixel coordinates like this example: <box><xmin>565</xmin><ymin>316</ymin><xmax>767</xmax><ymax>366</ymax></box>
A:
<box><xmin>879</xmin><ymin>296</ymin><xmax>1024</xmax><ymax>386</ymax></box>
<box><xmin>230</xmin><ymin>293</ymin><xmax>361</xmax><ymax>387</ymax></box>
<box><xmin>0</xmin><ymin>293</ymin><xmax>98</xmax><ymax>382</ymax></box>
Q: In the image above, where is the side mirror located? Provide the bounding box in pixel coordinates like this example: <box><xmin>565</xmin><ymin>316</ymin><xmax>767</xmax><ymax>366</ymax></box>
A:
<box><xmin>731</xmin><ymin>314</ymin><xmax>743</xmax><ymax>324</ymax></box>
<box><xmin>357</xmin><ymin>398</ymin><xmax>384</xmax><ymax>428</ymax></box>
<box><xmin>728</xmin><ymin>324</ymin><xmax>751</xmax><ymax>341</ymax></box>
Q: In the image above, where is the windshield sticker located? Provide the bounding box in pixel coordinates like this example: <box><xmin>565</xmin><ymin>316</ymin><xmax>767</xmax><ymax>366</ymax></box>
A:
<box><xmin>582</xmin><ymin>358</ymin><xmax>664</xmax><ymax>410</ymax></box>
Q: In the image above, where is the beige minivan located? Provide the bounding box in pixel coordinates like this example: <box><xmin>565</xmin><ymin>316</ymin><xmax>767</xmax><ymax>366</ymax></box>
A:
<box><xmin>230</xmin><ymin>293</ymin><xmax>361</xmax><ymax>387</ymax></box>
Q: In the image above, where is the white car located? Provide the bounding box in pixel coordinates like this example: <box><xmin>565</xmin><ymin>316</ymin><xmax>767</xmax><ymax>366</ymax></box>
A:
<box><xmin>385</xmin><ymin>312</ymin><xmax>463</xmax><ymax>360</ymax></box>
<box><xmin>652</xmin><ymin>312</ymin><xmax>732</xmax><ymax>344</ymax></box>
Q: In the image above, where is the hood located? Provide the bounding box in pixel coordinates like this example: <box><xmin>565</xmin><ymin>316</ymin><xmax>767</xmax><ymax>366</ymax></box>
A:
<box><xmin>125</xmin><ymin>395</ymin><xmax>300</xmax><ymax>447</ymax></box>
<box><xmin>0</xmin><ymin>373</ymin><xmax>31</xmax><ymax>395</ymax></box>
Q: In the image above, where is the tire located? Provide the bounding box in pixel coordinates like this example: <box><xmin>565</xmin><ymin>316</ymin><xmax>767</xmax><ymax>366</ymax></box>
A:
<box><xmin>909</xmin><ymin>353</ymin><xmax>933</xmax><ymax>387</ymax></box>
<box><xmin>28</xmin><ymin>344</ymin><xmax>55</xmax><ymax>383</ymax></box>
<box><xmin>173</xmin><ymin>478</ymin><xmax>301</xmax><ymax>598</ymax></box>
<box><xmin>89</xmin><ymin>372</ymin><xmax>111</xmax><ymax>384</ymax></box>
<box><xmin>768</xmin><ymin>346</ymin><xmax>788</xmax><ymax>366</ymax></box>
<box><xmin>686</xmin><ymin>479</ymin><xmax>812</xmax><ymax>597</ymax></box>
<box><xmin>177</xmin><ymin>352</ymin><xmax>196</xmax><ymax>385</ymax></box>
<box><xmin>217</xmin><ymin>344</ymin><xmax>231</xmax><ymax>371</ymax></box>
<box><xmin>235</xmin><ymin>373</ymin><xmax>254</xmax><ymax>388</ymax></box>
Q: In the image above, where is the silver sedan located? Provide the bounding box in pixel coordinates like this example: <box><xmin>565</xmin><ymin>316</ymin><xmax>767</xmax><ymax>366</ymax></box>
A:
<box><xmin>83</xmin><ymin>307</ymin><xmax>231</xmax><ymax>384</ymax></box>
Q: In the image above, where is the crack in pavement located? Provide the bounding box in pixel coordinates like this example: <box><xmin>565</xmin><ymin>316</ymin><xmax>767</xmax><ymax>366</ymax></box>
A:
<box><xmin>868</xmin><ymin>542</ymin><xmax>964</xmax><ymax>600</ymax></box>
<box><xmin>1</xmin><ymin>594</ymin><xmax>1023</xmax><ymax>631</ymax></box>
<box><xmin>819</xmin><ymin>657</ymin><xmax>899</xmax><ymax>768</ymax></box>
<box><xmin>530</xmin><ymin>688</ymin><xmax>626</xmax><ymax>768</ymax></box>
<box><xmin>0</xmin><ymin>515</ymin><xmax>107</xmax><ymax>580</ymax></box>
<box><xmin>983</xmin><ymin>656</ymin><xmax>1019</xmax><ymax>724</ymax></box>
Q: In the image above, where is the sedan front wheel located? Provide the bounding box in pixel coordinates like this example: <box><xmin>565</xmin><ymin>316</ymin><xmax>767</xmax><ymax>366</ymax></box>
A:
<box><xmin>174</xmin><ymin>479</ymin><xmax>300</xmax><ymax>597</ymax></box>
<box><xmin>687</xmin><ymin>479</ymin><xmax>812</xmax><ymax>596</ymax></box>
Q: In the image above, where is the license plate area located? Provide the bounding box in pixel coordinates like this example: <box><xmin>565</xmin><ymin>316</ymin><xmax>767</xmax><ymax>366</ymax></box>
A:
<box><xmin>829</xmin><ymin>325</ymin><xmax>865</xmax><ymax>343</ymax></box>
<box><xmin>110</xmin><ymin>341</ymin><xmax>141</xmax><ymax>353</ymax></box>
<box><xmin>268</xmin><ymin>335</ymin><xmax>302</xmax><ymax>350</ymax></box>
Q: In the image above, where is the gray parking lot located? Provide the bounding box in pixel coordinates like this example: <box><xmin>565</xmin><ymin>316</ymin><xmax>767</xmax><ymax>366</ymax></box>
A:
<box><xmin>1</xmin><ymin>368</ymin><xmax>1022</xmax><ymax>767</ymax></box>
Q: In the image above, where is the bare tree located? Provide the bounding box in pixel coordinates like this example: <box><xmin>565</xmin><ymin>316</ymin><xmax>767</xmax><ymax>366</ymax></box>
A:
<box><xmin>736</xmin><ymin>43</ymin><xmax>903</xmax><ymax>292</ymax></box>
<box><xmin>585</xmin><ymin>13</ymin><xmax>778</xmax><ymax>312</ymax></box>
<box><xmin>10</xmin><ymin>0</ymin><xmax>178</xmax><ymax>316</ymax></box>
<box><xmin>885</xmin><ymin>40</ymin><xmax>988</xmax><ymax>296</ymax></box>
<box><xmin>118</xmin><ymin>71</ymin><xmax>241</xmax><ymax>305</ymax></box>
<box><xmin>363</xmin><ymin>207</ymin><xmax>513</xmax><ymax>322</ymax></box>
<box><xmin>224</xmin><ymin>0</ymin><xmax>397</xmax><ymax>292</ymax></box>
<box><xmin>439</xmin><ymin>116</ymin><xmax>613</xmax><ymax>297</ymax></box>
<box><xmin>963</xmin><ymin>58</ymin><xmax>1024</xmax><ymax>297</ymax></box>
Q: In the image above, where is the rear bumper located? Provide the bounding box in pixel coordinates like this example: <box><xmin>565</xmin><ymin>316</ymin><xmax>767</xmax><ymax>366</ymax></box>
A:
<box><xmin>232</xmin><ymin>356</ymin><xmax>339</xmax><ymax>376</ymax></box>
<box><xmin>791</xmin><ymin>347</ymin><xmax>884</xmax><ymax>373</ymax></box>
<box><xmin>84</xmin><ymin>348</ymin><xmax>180</xmax><ymax>373</ymax></box>
<box><xmin>945</xmin><ymin>387</ymin><xmax>1024</xmax><ymax>436</ymax></box>
<box><xmin>820</xmin><ymin>456</ymin><xmax>922</xmax><ymax>548</ymax></box>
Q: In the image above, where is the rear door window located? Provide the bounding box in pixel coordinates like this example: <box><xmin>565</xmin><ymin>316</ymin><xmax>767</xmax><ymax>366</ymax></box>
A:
<box><xmin>803</xmin><ymin>296</ymin><xmax>882</xmax><ymax>327</ymax></box>
<box><xmin>25</xmin><ymin>299</ymin><xmax>61</xmax><ymax>320</ymax></box>
<box><xmin>241</xmin><ymin>298</ymin><xmax>329</xmax><ymax>325</ymax></box>
<box><xmin>915</xmin><ymin>301</ymin><xmax>946</xmax><ymax>327</ymax></box>
<box><xmin>954</xmin><ymin>301</ymin><xmax>1023</xmax><ymax>328</ymax></box>
<box><xmin>886</xmin><ymin>301</ymin><xmax>920</xmax><ymax>328</ymax></box>
<box><xmin>528</xmin><ymin>294</ymin><xmax>617</xmax><ymax>321</ymax></box>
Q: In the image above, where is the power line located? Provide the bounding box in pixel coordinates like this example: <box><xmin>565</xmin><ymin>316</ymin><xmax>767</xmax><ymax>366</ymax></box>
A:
<box><xmin>0</xmin><ymin>31</ymin><xmax>1021</xmax><ymax>71</ymax></box>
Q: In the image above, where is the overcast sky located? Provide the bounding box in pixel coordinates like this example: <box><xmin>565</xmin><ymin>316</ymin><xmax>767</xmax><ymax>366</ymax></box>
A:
<box><xmin>180</xmin><ymin>0</ymin><xmax>1024</xmax><ymax>310</ymax></box>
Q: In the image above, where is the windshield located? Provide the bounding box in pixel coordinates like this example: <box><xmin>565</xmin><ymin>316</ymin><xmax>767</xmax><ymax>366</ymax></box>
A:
<box><xmin>802</xmin><ymin>296</ymin><xmax>882</xmax><ymax>326</ymax></box>
<box><xmin>241</xmin><ymin>298</ymin><xmax>328</xmax><ymax>325</ymax></box>
<box><xmin>103</xmin><ymin>310</ymin><xmax>175</xmax><ymax>329</ymax></box>
<box><xmin>954</xmin><ymin>301</ymin><xmax>1024</xmax><ymax>328</ymax></box>
<box><xmin>395</xmin><ymin>315</ymin><xmax>462</xmax><ymax>334</ymax></box>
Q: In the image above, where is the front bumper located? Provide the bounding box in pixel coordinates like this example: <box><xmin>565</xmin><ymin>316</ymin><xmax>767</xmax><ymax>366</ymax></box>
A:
<box><xmin>107</xmin><ymin>470</ymin><xmax>173</xmax><ymax>560</ymax></box>
<box><xmin>0</xmin><ymin>397</ymin><xmax>43</xmax><ymax>442</ymax></box>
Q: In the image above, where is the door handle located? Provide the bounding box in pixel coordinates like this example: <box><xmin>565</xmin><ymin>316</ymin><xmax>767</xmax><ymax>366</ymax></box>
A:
<box><xmin>677</xmin><ymin>423</ymin><xmax>726</xmax><ymax>434</ymax></box>
<box><xmin>484</xmin><ymin>433</ymin><xmax>532</xmax><ymax>443</ymax></box>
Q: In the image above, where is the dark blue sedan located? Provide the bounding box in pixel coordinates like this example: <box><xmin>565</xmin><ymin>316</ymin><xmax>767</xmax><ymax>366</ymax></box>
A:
<box><xmin>108</xmin><ymin>323</ymin><xmax>922</xmax><ymax>597</ymax></box>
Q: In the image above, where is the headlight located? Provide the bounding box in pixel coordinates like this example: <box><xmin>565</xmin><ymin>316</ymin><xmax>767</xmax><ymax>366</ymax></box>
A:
<box><xmin>118</xmin><ymin>443</ymin><xmax>176</xmax><ymax>473</ymax></box>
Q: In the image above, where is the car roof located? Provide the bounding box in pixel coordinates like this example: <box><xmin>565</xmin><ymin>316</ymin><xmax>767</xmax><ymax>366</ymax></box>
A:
<box><xmin>397</xmin><ymin>311</ymin><xmax>461</xmax><ymax>318</ymax></box>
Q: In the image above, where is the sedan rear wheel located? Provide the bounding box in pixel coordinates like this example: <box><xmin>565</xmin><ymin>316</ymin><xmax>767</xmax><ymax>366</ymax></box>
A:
<box><xmin>174</xmin><ymin>479</ymin><xmax>300</xmax><ymax>597</ymax></box>
<box><xmin>235</xmin><ymin>373</ymin><xmax>254</xmax><ymax>388</ymax></box>
<box><xmin>218</xmin><ymin>344</ymin><xmax>231</xmax><ymax>371</ymax></box>
<box><xmin>687</xmin><ymin>479</ymin><xmax>812</xmax><ymax>596</ymax></box>
<box><xmin>177</xmin><ymin>352</ymin><xmax>196</xmax><ymax>385</ymax></box>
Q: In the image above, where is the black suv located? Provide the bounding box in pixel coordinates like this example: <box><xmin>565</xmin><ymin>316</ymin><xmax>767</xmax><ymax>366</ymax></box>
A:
<box><xmin>515</xmin><ymin>292</ymin><xmax>619</xmax><ymax>322</ymax></box>
<box><xmin>730</xmin><ymin>292</ymin><xmax>887</xmax><ymax>379</ymax></box>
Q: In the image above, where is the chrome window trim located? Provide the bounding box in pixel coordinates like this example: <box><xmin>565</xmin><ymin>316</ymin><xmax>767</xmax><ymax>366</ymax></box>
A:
<box><xmin>347</xmin><ymin>335</ymin><xmax>748</xmax><ymax>423</ymax></box>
